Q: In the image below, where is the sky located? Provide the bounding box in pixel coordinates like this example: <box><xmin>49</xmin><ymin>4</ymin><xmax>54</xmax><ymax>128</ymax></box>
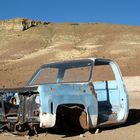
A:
<box><xmin>0</xmin><ymin>0</ymin><xmax>140</xmax><ymax>26</ymax></box>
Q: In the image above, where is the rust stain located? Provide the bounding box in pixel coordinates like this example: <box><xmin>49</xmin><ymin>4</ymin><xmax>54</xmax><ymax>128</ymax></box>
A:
<box><xmin>50</xmin><ymin>88</ymin><xmax>55</xmax><ymax>93</ymax></box>
<box><xmin>89</xmin><ymin>82</ymin><xmax>97</xmax><ymax>98</ymax></box>
<box><xmin>42</xmin><ymin>112</ymin><xmax>47</xmax><ymax>115</ymax></box>
<box><xmin>98</xmin><ymin>120</ymin><xmax>118</xmax><ymax>127</ymax></box>
<box><xmin>79</xmin><ymin>111</ymin><xmax>89</xmax><ymax>129</ymax></box>
<box><xmin>81</xmin><ymin>86</ymin><xmax>86</xmax><ymax>93</ymax></box>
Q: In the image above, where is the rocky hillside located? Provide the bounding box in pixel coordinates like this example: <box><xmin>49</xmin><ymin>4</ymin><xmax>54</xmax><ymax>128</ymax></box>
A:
<box><xmin>0</xmin><ymin>18</ymin><xmax>48</xmax><ymax>30</ymax></box>
<box><xmin>0</xmin><ymin>18</ymin><xmax>140</xmax><ymax>87</ymax></box>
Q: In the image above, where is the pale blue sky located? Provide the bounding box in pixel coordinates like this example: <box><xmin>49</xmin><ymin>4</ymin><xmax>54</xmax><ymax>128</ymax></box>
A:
<box><xmin>0</xmin><ymin>0</ymin><xmax>140</xmax><ymax>25</ymax></box>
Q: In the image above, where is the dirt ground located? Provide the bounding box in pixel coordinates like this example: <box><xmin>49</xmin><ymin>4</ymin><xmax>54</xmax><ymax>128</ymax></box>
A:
<box><xmin>0</xmin><ymin>76</ymin><xmax>139</xmax><ymax>140</ymax></box>
<box><xmin>0</xmin><ymin>22</ymin><xmax>140</xmax><ymax>88</ymax></box>
<box><xmin>0</xmin><ymin>21</ymin><xmax>140</xmax><ymax>139</ymax></box>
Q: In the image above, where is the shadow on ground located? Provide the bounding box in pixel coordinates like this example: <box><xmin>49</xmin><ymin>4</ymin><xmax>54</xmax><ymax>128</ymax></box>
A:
<box><xmin>45</xmin><ymin>109</ymin><xmax>140</xmax><ymax>137</ymax></box>
<box><xmin>98</xmin><ymin>109</ymin><xmax>140</xmax><ymax>133</ymax></box>
<box><xmin>125</xmin><ymin>109</ymin><xmax>140</xmax><ymax>125</ymax></box>
<box><xmin>3</xmin><ymin>109</ymin><xmax>140</xmax><ymax>138</ymax></box>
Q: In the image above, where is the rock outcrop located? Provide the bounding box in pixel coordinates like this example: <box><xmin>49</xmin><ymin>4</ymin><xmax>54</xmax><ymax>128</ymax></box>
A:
<box><xmin>0</xmin><ymin>18</ymin><xmax>49</xmax><ymax>31</ymax></box>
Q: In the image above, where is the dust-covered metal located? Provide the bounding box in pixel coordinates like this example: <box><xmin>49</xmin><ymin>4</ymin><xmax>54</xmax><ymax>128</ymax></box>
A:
<box><xmin>0</xmin><ymin>58</ymin><xmax>129</xmax><ymax>135</ymax></box>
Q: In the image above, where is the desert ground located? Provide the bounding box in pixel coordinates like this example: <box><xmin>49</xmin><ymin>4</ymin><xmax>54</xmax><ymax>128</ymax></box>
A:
<box><xmin>0</xmin><ymin>18</ymin><xmax>140</xmax><ymax>139</ymax></box>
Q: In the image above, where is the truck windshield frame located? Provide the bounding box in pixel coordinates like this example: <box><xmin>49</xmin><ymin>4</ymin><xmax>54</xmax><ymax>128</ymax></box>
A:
<box><xmin>27</xmin><ymin>59</ymin><xmax>93</xmax><ymax>86</ymax></box>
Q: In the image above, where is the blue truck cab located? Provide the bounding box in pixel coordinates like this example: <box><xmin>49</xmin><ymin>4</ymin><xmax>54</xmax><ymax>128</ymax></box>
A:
<box><xmin>27</xmin><ymin>58</ymin><xmax>129</xmax><ymax>130</ymax></box>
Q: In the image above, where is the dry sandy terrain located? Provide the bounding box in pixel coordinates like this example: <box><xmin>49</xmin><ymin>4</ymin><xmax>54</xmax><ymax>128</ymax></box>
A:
<box><xmin>0</xmin><ymin>21</ymin><xmax>140</xmax><ymax>88</ymax></box>
<box><xmin>0</xmin><ymin>19</ymin><xmax>140</xmax><ymax>139</ymax></box>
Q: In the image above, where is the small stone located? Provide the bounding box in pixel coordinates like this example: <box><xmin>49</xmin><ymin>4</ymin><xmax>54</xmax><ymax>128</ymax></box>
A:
<box><xmin>79</xmin><ymin>134</ymin><xmax>85</xmax><ymax>137</ymax></box>
<box><xmin>95</xmin><ymin>128</ymin><xmax>99</xmax><ymax>134</ymax></box>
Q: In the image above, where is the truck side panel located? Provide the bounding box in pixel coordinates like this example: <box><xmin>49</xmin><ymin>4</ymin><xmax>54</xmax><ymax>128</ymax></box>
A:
<box><xmin>38</xmin><ymin>83</ymin><xmax>98</xmax><ymax>129</ymax></box>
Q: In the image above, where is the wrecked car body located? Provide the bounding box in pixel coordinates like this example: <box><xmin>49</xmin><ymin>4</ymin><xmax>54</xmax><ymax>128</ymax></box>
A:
<box><xmin>0</xmin><ymin>58</ymin><xmax>129</xmax><ymax>134</ymax></box>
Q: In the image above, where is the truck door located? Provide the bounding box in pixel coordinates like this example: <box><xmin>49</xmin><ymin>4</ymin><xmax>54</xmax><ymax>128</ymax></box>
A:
<box><xmin>92</xmin><ymin>59</ymin><xmax>128</xmax><ymax>126</ymax></box>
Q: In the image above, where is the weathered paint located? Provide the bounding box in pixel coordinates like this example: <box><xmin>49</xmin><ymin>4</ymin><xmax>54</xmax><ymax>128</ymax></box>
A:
<box><xmin>38</xmin><ymin>83</ymin><xmax>98</xmax><ymax>129</ymax></box>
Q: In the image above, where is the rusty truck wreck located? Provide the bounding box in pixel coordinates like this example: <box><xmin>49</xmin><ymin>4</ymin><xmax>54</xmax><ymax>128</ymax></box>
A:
<box><xmin>0</xmin><ymin>58</ymin><xmax>129</xmax><ymax>134</ymax></box>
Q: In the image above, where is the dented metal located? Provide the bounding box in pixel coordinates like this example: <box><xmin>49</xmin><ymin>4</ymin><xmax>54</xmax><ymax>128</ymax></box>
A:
<box><xmin>0</xmin><ymin>58</ymin><xmax>129</xmax><ymax>134</ymax></box>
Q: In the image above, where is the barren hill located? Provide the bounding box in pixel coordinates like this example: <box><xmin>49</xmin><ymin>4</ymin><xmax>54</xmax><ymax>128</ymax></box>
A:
<box><xmin>0</xmin><ymin>18</ymin><xmax>140</xmax><ymax>87</ymax></box>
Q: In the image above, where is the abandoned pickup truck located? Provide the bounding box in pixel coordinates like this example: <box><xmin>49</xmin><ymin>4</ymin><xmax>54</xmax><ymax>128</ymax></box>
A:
<box><xmin>0</xmin><ymin>58</ymin><xmax>129</xmax><ymax>134</ymax></box>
